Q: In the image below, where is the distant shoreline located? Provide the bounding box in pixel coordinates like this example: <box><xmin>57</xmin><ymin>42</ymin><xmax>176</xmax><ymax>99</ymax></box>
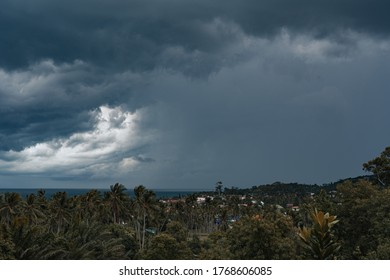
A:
<box><xmin>0</xmin><ymin>188</ymin><xmax>200</xmax><ymax>199</ymax></box>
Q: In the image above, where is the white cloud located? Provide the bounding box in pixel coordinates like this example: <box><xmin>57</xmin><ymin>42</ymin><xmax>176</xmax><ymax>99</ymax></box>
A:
<box><xmin>0</xmin><ymin>105</ymin><xmax>150</xmax><ymax>178</ymax></box>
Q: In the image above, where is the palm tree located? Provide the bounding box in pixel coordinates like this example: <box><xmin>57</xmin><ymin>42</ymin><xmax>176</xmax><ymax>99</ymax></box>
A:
<box><xmin>36</xmin><ymin>189</ymin><xmax>47</xmax><ymax>207</ymax></box>
<box><xmin>0</xmin><ymin>192</ymin><xmax>25</xmax><ymax>225</ymax></box>
<box><xmin>49</xmin><ymin>192</ymin><xmax>71</xmax><ymax>234</ymax></box>
<box><xmin>0</xmin><ymin>224</ymin><xmax>15</xmax><ymax>259</ymax></box>
<box><xmin>132</xmin><ymin>185</ymin><xmax>157</xmax><ymax>251</ymax></box>
<box><xmin>10</xmin><ymin>219</ymin><xmax>46</xmax><ymax>259</ymax></box>
<box><xmin>104</xmin><ymin>183</ymin><xmax>129</xmax><ymax>224</ymax></box>
<box><xmin>82</xmin><ymin>189</ymin><xmax>102</xmax><ymax>224</ymax></box>
<box><xmin>20</xmin><ymin>194</ymin><xmax>45</xmax><ymax>226</ymax></box>
<box><xmin>37</xmin><ymin>222</ymin><xmax>125</xmax><ymax>259</ymax></box>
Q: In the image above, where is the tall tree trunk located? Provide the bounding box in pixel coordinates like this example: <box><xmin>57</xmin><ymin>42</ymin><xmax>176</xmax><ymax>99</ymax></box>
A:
<box><xmin>141</xmin><ymin>212</ymin><xmax>146</xmax><ymax>250</ymax></box>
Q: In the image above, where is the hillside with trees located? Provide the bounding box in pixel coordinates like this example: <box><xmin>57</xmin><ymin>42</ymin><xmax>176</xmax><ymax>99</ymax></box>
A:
<box><xmin>1</xmin><ymin>146</ymin><xmax>390</xmax><ymax>260</ymax></box>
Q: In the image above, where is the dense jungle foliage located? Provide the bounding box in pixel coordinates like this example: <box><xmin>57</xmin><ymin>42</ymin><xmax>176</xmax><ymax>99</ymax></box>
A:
<box><xmin>1</xmin><ymin>146</ymin><xmax>389</xmax><ymax>260</ymax></box>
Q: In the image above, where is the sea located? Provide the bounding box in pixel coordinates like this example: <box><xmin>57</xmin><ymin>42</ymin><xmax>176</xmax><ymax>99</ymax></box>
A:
<box><xmin>0</xmin><ymin>188</ymin><xmax>201</xmax><ymax>199</ymax></box>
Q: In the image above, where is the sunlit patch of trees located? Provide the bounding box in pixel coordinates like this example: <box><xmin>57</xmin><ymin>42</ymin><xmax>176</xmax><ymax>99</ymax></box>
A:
<box><xmin>1</xmin><ymin>146</ymin><xmax>390</xmax><ymax>260</ymax></box>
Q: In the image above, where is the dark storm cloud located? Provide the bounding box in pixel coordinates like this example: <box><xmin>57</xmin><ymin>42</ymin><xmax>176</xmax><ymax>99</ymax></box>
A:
<box><xmin>0</xmin><ymin>60</ymin><xmax>150</xmax><ymax>151</ymax></box>
<box><xmin>1</xmin><ymin>0</ymin><xmax>389</xmax><ymax>72</ymax></box>
<box><xmin>124</xmin><ymin>27</ymin><xmax>390</xmax><ymax>188</ymax></box>
<box><xmin>0</xmin><ymin>109</ymin><xmax>94</xmax><ymax>151</ymax></box>
<box><xmin>1</xmin><ymin>0</ymin><xmax>390</xmax><ymax>187</ymax></box>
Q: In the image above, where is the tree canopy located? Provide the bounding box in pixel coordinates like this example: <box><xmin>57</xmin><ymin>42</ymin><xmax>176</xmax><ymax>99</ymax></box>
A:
<box><xmin>363</xmin><ymin>146</ymin><xmax>390</xmax><ymax>186</ymax></box>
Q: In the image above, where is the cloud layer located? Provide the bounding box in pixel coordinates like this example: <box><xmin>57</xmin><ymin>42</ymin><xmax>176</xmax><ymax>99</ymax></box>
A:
<box><xmin>1</xmin><ymin>0</ymin><xmax>390</xmax><ymax>70</ymax></box>
<box><xmin>1</xmin><ymin>1</ymin><xmax>390</xmax><ymax>189</ymax></box>
<box><xmin>0</xmin><ymin>105</ymin><xmax>152</xmax><ymax>178</ymax></box>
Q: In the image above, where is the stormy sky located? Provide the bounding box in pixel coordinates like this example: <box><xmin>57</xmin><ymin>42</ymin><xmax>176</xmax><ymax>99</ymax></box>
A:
<box><xmin>1</xmin><ymin>0</ymin><xmax>389</xmax><ymax>190</ymax></box>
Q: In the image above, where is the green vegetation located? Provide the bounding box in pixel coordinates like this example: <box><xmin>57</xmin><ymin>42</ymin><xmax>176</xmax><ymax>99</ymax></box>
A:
<box><xmin>363</xmin><ymin>146</ymin><xmax>390</xmax><ymax>186</ymax></box>
<box><xmin>298</xmin><ymin>209</ymin><xmax>340</xmax><ymax>259</ymax></box>
<box><xmin>1</xmin><ymin>146</ymin><xmax>390</xmax><ymax>259</ymax></box>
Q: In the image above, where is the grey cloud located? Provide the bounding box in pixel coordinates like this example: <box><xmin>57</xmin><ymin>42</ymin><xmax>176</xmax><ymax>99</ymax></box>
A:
<box><xmin>1</xmin><ymin>0</ymin><xmax>389</xmax><ymax>73</ymax></box>
<box><xmin>130</xmin><ymin>155</ymin><xmax>155</xmax><ymax>163</ymax></box>
<box><xmin>1</xmin><ymin>0</ymin><xmax>390</xmax><ymax>188</ymax></box>
<box><xmin>0</xmin><ymin>109</ymin><xmax>94</xmax><ymax>151</ymax></box>
<box><xmin>0</xmin><ymin>105</ymin><xmax>151</xmax><ymax>180</ymax></box>
<box><xmin>130</xmin><ymin>35</ymin><xmax>390</xmax><ymax>188</ymax></box>
<box><xmin>0</xmin><ymin>60</ymin><xmax>151</xmax><ymax>151</ymax></box>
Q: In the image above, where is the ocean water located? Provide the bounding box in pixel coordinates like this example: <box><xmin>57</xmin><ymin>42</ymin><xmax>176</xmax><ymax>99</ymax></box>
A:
<box><xmin>0</xmin><ymin>188</ymin><xmax>199</xmax><ymax>199</ymax></box>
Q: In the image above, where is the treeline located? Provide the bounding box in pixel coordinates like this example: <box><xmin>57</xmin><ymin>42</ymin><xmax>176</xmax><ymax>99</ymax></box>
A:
<box><xmin>0</xmin><ymin>146</ymin><xmax>389</xmax><ymax>260</ymax></box>
<box><xmin>223</xmin><ymin>175</ymin><xmax>376</xmax><ymax>198</ymax></box>
<box><xmin>0</xmin><ymin>179</ymin><xmax>389</xmax><ymax>259</ymax></box>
